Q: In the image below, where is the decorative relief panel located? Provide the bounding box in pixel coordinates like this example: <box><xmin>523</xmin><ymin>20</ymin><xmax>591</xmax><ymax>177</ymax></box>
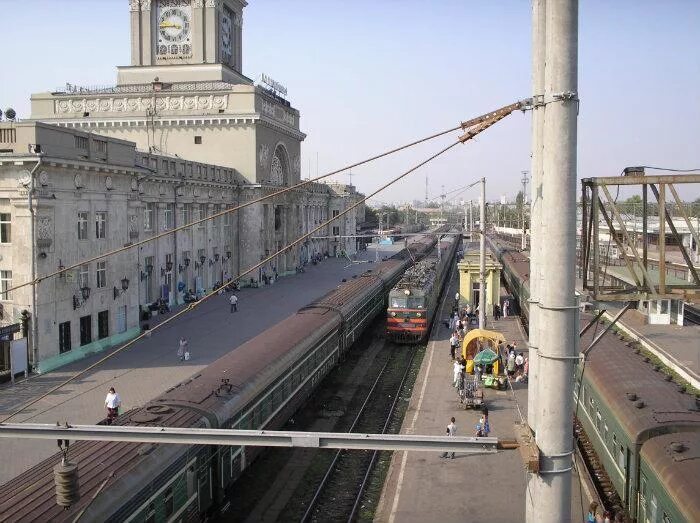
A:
<box><xmin>128</xmin><ymin>215</ymin><xmax>138</xmax><ymax>238</ymax></box>
<box><xmin>105</xmin><ymin>176</ymin><xmax>113</xmax><ymax>190</ymax></box>
<box><xmin>258</xmin><ymin>144</ymin><xmax>270</xmax><ymax>168</ymax></box>
<box><xmin>37</xmin><ymin>217</ymin><xmax>53</xmax><ymax>240</ymax></box>
<box><xmin>55</xmin><ymin>95</ymin><xmax>227</xmax><ymax>114</ymax></box>
<box><xmin>292</xmin><ymin>155</ymin><xmax>300</xmax><ymax>176</ymax></box>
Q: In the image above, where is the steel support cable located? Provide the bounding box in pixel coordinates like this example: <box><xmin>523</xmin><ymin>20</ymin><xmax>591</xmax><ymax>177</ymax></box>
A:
<box><xmin>1</xmin><ymin>109</ymin><xmax>513</xmax><ymax>424</ymax></box>
<box><xmin>2</xmin><ymin>100</ymin><xmax>525</xmax><ymax>298</ymax></box>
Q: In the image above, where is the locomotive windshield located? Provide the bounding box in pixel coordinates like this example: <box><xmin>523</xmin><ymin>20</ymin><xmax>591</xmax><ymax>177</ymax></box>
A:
<box><xmin>389</xmin><ymin>296</ymin><xmax>425</xmax><ymax>309</ymax></box>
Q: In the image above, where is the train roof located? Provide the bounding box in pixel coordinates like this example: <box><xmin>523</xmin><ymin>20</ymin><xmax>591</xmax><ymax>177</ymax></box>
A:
<box><xmin>493</xmin><ymin>238</ymin><xmax>700</xmax><ymax>441</ymax></box>
<box><xmin>639</xmin><ymin>432</ymin><xmax>700</xmax><ymax>521</ymax></box>
<box><xmin>581</xmin><ymin>320</ymin><xmax>700</xmax><ymax>442</ymax></box>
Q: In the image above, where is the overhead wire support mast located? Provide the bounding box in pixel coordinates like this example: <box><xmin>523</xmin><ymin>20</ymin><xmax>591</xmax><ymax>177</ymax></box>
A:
<box><xmin>1</xmin><ymin>105</ymin><xmax>521</xmax><ymax>424</ymax></box>
<box><xmin>1</xmin><ymin>101</ymin><xmax>529</xmax><ymax>299</ymax></box>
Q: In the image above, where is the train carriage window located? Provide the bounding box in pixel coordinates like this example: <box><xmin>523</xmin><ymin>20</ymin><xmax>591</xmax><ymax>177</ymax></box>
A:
<box><xmin>650</xmin><ymin>493</ymin><xmax>658</xmax><ymax>522</ymax></box>
<box><xmin>595</xmin><ymin>410</ymin><xmax>602</xmax><ymax>432</ymax></box>
<box><xmin>588</xmin><ymin>397</ymin><xmax>594</xmax><ymax>416</ymax></box>
<box><xmin>187</xmin><ymin>466</ymin><xmax>196</xmax><ymax>497</ymax></box>
<box><xmin>164</xmin><ymin>486</ymin><xmax>174</xmax><ymax>517</ymax></box>
<box><xmin>145</xmin><ymin>502</ymin><xmax>156</xmax><ymax>523</ymax></box>
<box><xmin>617</xmin><ymin>444</ymin><xmax>625</xmax><ymax>470</ymax></box>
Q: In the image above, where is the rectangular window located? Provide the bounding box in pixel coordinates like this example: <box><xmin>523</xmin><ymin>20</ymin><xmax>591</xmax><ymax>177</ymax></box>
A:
<box><xmin>274</xmin><ymin>206</ymin><xmax>282</xmax><ymax>231</ymax></box>
<box><xmin>162</xmin><ymin>159</ymin><xmax>168</xmax><ymax>172</ymax></box>
<box><xmin>0</xmin><ymin>213</ymin><xmax>11</xmax><ymax>244</ymax></box>
<box><xmin>333</xmin><ymin>226</ymin><xmax>340</xmax><ymax>236</ymax></box>
<box><xmin>181</xmin><ymin>204</ymin><xmax>191</xmax><ymax>225</ymax></box>
<box><xmin>164</xmin><ymin>204</ymin><xmax>174</xmax><ymax>230</ymax></box>
<box><xmin>144</xmin><ymin>203</ymin><xmax>155</xmax><ymax>231</ymax></box>
<box><xmin>59</xmin><ymin>321</ymin><xmax>71</xmax><ymax>353</ymax></box>
<box><xmin>97</xmin><ymin>310</ymin><xmax>109</xmax><ymax>339</ymax></box>
<box><xmin>223</xmin><ymin>206</ymin><xmax>231</xmax><ymax>227</ymax></box>
<box><xmin>95</xmin><ymin>211</ymin><xmax>106</xmax><ymax>239</ymax></box>
<box><xmin>212</xmin><ymin>204</ymin><xmax>220</xmax><ymax>227</ymax></box>
<box><xmin>333</xmin><ymin>210</ymin><xmax>340</xmax><ymax>218</ymax></box>
<box><xmin>79</xmin><ymin>315</ymin><xmax>92</xmax><ymax>346</ymax></box>
<box><xmin>79</xmin><ymin>264</ymin><xmax>89</xmax><ymax>289</ymax></box>
<box><xmin>194</xmin><ymin>136</ymin><xmax>202</xmax><ymax>144</ymax></box>
<box><xmin>94</xmin><ymin>140</ymin><xmax>107</xmax><ymax>154</ymax></box>
<box><xmin>96</xmin><ymin>261</ymin><xmax>106</xmax><ymax>288</ymax></box>
<box><xmin>0</xmin><ymin>270</ymin><xmax>12</xmax><ymax>300</ymax></box>
<box><xmin>198</xmin><ymin>204</ymin><xmax>207</xmax><ymax>229</ymax></box>
<box><xmin>74</xmin><ymin>135</ymin><xmax>88</xmax><ymax>150</ymax></box>
<box><xmin>77</xmin><ymin>211</ymin><xmax>88</xmax><ymax>240</ymax></box>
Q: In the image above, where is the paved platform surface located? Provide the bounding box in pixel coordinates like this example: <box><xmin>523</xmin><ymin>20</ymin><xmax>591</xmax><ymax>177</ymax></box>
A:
<box><xmin>0</xmin><ymin>247</ymin><xmax>400</xmax><ymax>485</ymax></box>
<box><xmin>375</xmin><ymin>272</ymin><xmax>589</xmax><ymax>523</ymax></box>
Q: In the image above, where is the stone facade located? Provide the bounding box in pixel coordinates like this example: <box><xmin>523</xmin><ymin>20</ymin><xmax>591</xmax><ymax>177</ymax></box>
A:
<box><xmin>0</xmin><ymin>0</ymin><xmax>365</xmax><ymax>372</ymax></box>
<box><xmin>0</xmin><ymin>121</ymin><xmax>362</xmax><ymax>373</ymax></box>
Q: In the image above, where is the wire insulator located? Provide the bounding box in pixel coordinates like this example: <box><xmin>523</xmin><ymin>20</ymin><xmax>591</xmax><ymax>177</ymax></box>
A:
<box><xmin>54</xmin><ymin>461</ymin><xmax>80</xmax><ymax>508</ymax></box>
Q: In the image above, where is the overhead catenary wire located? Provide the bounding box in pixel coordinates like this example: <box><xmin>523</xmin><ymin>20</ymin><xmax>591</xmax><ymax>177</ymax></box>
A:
<box><xmin>1</xmin><ymin>106</ymin><xmax>517</xmax><ymax>424</ymax></box>
<box><xmin>2</xmin><ymin>101</ymin><xmax>523</xmax><ymax>299</ymax></box>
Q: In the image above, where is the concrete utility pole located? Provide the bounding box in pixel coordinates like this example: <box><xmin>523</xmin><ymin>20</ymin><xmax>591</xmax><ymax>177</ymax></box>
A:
<box><xmin>479</xmin><ymin>179</ymin><xmax>487</xmax><ymax>328</ymax></box>
<box><xmin>526</xmin><ymin>1</ymin><xmax>546</xmax><ymax>520</ymax></box>
<box><xmin>532</xmin><ymin>0</ymin><xmax>579</xmax><ymax>521</ymax></box>
<box><xmin>469</xmin><ymin>200</ymin><xmax>474</xmax><ymax>235</ymax></box>
<box><xmin>521</xmin><ymin>171</ymin><xmax>529</xmax><ymax>250</ymax></box>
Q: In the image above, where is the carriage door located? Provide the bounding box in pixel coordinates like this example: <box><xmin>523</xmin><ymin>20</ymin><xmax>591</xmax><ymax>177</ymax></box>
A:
<box><xmin>116</xmin><ymin>306</ymin><xmax>127</xmax><ymax>334</ymax></box>
<box><xmin>638</xmin><ymin>473</ymin><xmax>648</xmax><ymax>523</ymax></box>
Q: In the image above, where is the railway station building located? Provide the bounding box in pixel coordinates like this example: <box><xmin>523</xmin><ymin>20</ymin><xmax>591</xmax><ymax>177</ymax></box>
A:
<box><xmin>0</xmin><ymin>0</ymin><xmax>365</xmax><ymax>374</ymax></box>
<box><xmin>457</xmin><ymin>249</ymin><xmax>502</xmax><ymax>315</ymax></box>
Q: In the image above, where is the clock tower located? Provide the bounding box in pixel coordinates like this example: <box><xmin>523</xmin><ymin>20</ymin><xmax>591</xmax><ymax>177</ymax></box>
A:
<box><xmin>121</xmin><ymin>0</ymin><xmax>247</xmax><ymax>85</ymax></box>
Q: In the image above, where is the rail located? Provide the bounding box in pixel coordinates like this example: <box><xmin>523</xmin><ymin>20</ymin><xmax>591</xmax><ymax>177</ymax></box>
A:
<box><xmin>348</xmin><ymin>350</ymin><xmax>416</xmax><ymax>522</ymax></box>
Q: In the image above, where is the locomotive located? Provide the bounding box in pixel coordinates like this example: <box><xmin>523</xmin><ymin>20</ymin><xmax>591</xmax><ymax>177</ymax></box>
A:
<box><xmin>386</xmin><ymin>231</ymin><xmax>460</xmax><ymax>343</ymax></box>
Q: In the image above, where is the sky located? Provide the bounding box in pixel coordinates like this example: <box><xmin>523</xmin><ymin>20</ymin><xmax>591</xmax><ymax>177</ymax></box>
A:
<box><xmin>1</xmin><ymin>0</ymin><xmax>699</xmax><ymax>203</ymax></box>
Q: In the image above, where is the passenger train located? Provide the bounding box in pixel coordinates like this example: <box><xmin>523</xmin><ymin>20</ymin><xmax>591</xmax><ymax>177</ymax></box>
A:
<box><xmin>491</xmin><ymin>237</ymin><xmax>700</xmax><ymax>523</ymax></box>
<box><xmin>0</xmin><ymin>229</ymin><xmax>447</xmax><ymax>522</ymax></box>
<box><xmin>386</xmin><ymin>231</ymin><xmax>460</xmax><ymax>343</ymax></box>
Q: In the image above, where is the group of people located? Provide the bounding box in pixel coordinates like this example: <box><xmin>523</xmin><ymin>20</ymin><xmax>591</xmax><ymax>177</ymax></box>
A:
<box><xmin>493</xmin><ymin>298</ymin><xmax>511</xmax><ymax>320</ymax></box>
<box><xmin>503</xmin><ymin>342</ymin><xmax>528</xmax><ymax>382</ymax></box>
<box><xmin>440</xmin><ymin>408</ymin><xmax>491</xmax><ymax>460</ymax></box>
<box><xmin>448</xmin><ymin>306</ymin><xmax>474</xmax><ymax>360</ymax></box>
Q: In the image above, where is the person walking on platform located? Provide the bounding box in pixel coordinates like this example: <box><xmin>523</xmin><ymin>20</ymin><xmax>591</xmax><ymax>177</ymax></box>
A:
<box><xmin>449</xmin><ymin>332</ymin><xmax>458</xmax><ymax>360</ymax></box>
<box><xmin>503</xmin><ymin>299</ymin><xmax>510</xmax><ymax>317</ymax></box>
<box><xmin>177</xmin><ymin>337</ymin><xmax>188</xmax><ymax>362</ymax></box>
<box><xmin>493</xmin><ymin>304</ymin><xmax>501</xmax><ymax>320</ymax></box>
<box><xmin>475</xmin><ymin>414</ymin><xmax>490</xmax><ymax>437</ymax></box>
<box><xmin>440</xmin><ymin>417</ymin><xmax>457</xmax><ymax>459</ymax></box>
<box><xmin>507</xmin><ymin>351</ymin><xmax>516</xmax><ymax>378</ymax></box>
<box><xmin>104</xmin><ymin>387</ymin><xmax>121</xmax><ymax>425</ymax></box>
<box><xmin>453</xmin><ymin>359</ymin><xmax>465</xmax><ymax>388</ymax></box>
<box><xmin>229</xmin><ymin>293</ymin><xmax>238</xmax><ymax>313</ymax></box>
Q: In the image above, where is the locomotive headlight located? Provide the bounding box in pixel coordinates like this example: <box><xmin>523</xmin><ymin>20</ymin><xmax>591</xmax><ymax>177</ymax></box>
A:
<box><xmin>416</xmin><ymin>312</ymin><xmax>422</xmax><ymax>318</ymax></box>
<box><xmin>391</xmin><ymin>311</ymin><xmax>397</xmax><ymax>317</ymax></box>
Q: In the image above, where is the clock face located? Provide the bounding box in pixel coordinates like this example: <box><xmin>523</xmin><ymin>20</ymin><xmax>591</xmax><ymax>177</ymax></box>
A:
<box><xmin>157</xmin><ymin>1</ymin><xmax>192</xmax><ymax>57</ymax></box>
<box><xmin>220</xmin><ymin>8</ymin><xmax>233</xmax><ymax>62</ymax></box>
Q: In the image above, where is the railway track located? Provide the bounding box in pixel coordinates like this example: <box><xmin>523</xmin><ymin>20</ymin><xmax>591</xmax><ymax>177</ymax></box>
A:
<box><xmin>300</xmin><ymin>344</ymin><xmax>415</xmax><ymax>523</ymax></box>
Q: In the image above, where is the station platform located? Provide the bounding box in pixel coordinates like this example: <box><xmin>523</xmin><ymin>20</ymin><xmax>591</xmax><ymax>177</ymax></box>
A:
<box><xmin>375</xmin><ymin>273</ymin><xmax>591</xmax><ymax>523</ymax></box>
<box><xmin>0</xmin><ymin>246</ymin><xmax>401</xmax><ymax>485</ymax></box>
